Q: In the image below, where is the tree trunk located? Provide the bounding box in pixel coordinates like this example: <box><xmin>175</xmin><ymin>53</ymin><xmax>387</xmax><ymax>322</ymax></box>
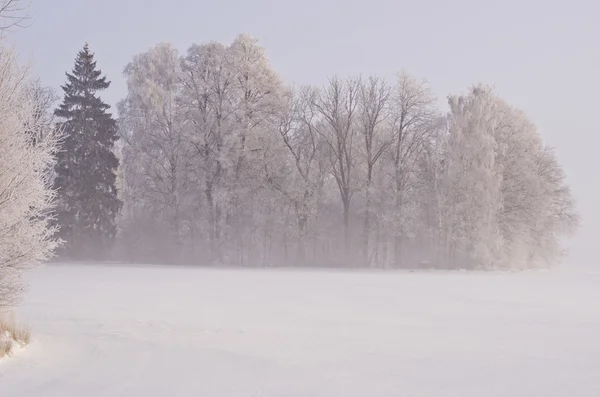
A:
<box><xmin>283</xmin><ymin>230</ymin><xmax>289</xmax><ymax>265</ymax></box>
<box><xmin>295</xmin><ymin>201</ymin><xmax>308</xmax><ymax>266</ymax></box>
<box><xmin>343</xmin><ymin>195</ymin><xmax>350</xmax><ymax>266</ymax></box>
<box><xmin>205</xmin><ymin>185</ymin><xmax>215</xmax><ymax>263</ymax></box>
<box><xmin>394</xmin><ymin>171</ymin><xmax>403</xmax><ymax>268</ymax></box>
<box><xmin>374</xmin><ymin>211</ymin><xmax>381</xmax><ymax>268</ymax></box>
<box><xmin>298</xmin><ymin>217</ymin><xmax>307</xmax><ymax>266</ymax></box>
<box><xmin>364</xmin><ymin>166</ymin><xmax>373</xmax><ymax>267</ymax></box>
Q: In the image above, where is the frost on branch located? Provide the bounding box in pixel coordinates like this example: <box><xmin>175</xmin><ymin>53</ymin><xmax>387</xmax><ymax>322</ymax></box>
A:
<box><xmin>440</xmin><ymin>85</ymin><xmax>578</xmax><ymax>269</ymax></box>
<box><xmin>0</xmin><ymin>42</ymin><xmax>59</xmax><ymax>309</ymax></box>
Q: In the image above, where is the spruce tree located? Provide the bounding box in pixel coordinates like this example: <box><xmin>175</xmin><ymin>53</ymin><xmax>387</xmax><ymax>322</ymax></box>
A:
<box><xmin>53</xmin><ymin>43</ymin><xmax>121</xmax><ymax>259</ymax></box>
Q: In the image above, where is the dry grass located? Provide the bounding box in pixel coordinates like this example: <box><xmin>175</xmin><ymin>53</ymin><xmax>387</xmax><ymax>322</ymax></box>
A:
<box><xmin>0</xmin><ymin>336</ymin><xmax>13</xmax><ymax>358</ymax></box>
<box><xmin>0</xmin><ymin>312</ymin><xmax>30</xmax><ymax>358</ymax></box>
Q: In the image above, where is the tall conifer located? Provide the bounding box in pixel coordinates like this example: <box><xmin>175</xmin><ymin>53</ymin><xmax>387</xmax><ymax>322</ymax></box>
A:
<box><xmin>54</xmin><ymin>43</ymin><xmax>121</xmax><ymax>258</ymax></box>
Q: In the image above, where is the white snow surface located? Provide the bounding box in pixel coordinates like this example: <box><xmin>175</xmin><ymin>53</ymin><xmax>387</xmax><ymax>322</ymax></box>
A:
<box><xmin>1</xmin><ymin>263</ymin><xmax>600</xmax><ymax>396</ymax></box>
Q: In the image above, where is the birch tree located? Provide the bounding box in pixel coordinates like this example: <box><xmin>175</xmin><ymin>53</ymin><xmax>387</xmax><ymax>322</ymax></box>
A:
<box><xmin>224</xmin><ymin>33</ymin><xmax>284</xmax><ymax>265</ymax></box>
<box><xmin>443</xmin><ymin>85</ymin><xmax>504</xmax><ymax>268</ymax></box>
<box><xmin>118</xmin><ymin>42</ymin><xmax>191</xmax><ymax>261</ymax></box>
<box><xmin>180</xmin><ymin>41</ymin><xmax>234</xmax><ymax>263</ymax></box>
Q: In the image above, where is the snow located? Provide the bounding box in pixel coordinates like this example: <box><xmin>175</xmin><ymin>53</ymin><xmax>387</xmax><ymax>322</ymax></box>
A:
<box><xmin>1</xmin><ymin>263</ymin><xmax>600</xmax><ymax>396</ymax></box>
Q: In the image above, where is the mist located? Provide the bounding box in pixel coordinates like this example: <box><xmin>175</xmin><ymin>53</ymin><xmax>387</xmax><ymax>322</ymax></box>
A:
<box><xmin>1</xmin><ymin>0</ymin><xmax>598</xmax><ymax>396</ymax></box>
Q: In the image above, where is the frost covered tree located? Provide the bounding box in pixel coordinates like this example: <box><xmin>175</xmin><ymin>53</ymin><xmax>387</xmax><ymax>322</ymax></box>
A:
<box><xmin>0</xmin><ymin>42</ymin><xmax>59</xmax><ymax>308</ymax></box>
<box><xmin>24</xmin><ymin>78</ymin><xmax>58</xmax><ymax>146</ymax></box>
<box><xmin>115</xmin><ymin>34</ymin><xmax>577</xmax><ymax>270</ymax></box>
<box><xmin>483</xmin><ymin>89</ymin><xmax>578</xmax><ymax>267</ymax></box>
<box><xmin>179</xmin><ymin>41</ymin><xmax>233</xmax><ymax>263</ymax></box>
<box><xmin>225</xmin><ymin>33</ymin><xmax>285</xmax><ymax>265</ymax></box>
<box><xmin>527</xmin><ymin>146</ymin><xmax>578</xmax><ymax>264</ymax></box>
<box><xmin>439</xmin><ymin>85</ymin><xmax>577</xmax><ymax>269</ymax></box>
<box><xmin>119</xmin><ymin>35</ymin><xmax>285</xmax><ymax>265</ymax></box>
<box><xmin>118</xmin><ymin>42</ymin><xmax>190</xmax><ymax>262</ymax></box>
<box><xmin>442</xmin><ymin>86</ymin><xmax>504</xmax><ymax>268</ymax></box>
<box><xmin>53</xmin><ymin>44</ymin><xmax>121</xmax><ymax>259</ymax></box>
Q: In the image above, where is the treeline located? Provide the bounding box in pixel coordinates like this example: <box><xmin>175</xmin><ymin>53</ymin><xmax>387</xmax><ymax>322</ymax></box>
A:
<box><xmin>2</xmin><ymin>33</ymin><xmax>575</xmax><ymax>273</ymax></box>
<box><xmin>2</xmin><ymin>7</ymin><xmax>576</xmax><ymax>311</ymax></box>
<box><xmin>111</xmin><ymin>34</ymin><xmax>577</xmax><ymax>269</ymax></box>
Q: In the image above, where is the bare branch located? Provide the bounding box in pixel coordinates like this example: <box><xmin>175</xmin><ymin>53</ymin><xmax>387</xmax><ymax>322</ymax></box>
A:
<box><xmin>0</xmin><ymin>0</ymin><xmax>32</xmax><ymax>33</ymax></box>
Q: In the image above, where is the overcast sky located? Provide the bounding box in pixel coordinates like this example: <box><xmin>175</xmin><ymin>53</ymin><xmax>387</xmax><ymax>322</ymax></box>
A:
<box><xmin>12</xmin><ymin>0</ymin><xmax>599</xmax><ymax>266</ymax></box>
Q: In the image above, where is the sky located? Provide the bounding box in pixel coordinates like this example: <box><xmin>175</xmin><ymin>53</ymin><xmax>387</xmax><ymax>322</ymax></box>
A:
<box><xmin>10</xmin><ymin>0</ymin><xmax>599</xmax><ymax>266</ymax></box>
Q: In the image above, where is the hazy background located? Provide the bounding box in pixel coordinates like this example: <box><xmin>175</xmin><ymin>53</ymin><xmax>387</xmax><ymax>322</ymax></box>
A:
<box><xmin>12</xmin><ymin>0</ymin><xmax>598</xmax><ymax>266</ymax></box>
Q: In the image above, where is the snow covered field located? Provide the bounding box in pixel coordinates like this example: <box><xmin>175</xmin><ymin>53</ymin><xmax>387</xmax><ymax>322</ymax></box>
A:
<box><xmin>1</xmin><ymin>263</ymin><xmax>600</xmax><ymax>396</ymax></box>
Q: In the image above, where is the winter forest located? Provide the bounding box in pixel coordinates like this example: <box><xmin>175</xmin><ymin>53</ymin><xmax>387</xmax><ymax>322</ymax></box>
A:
<box><xmin>1</xmin><ymin>9</ymin><xmax>580</xmax><ymax>308</ymax></box>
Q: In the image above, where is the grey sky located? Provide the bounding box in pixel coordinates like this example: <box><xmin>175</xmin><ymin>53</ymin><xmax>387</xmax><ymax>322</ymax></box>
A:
<box><xmin>12</xmin><ymin>0</ymin><xmax>599</xmax><ymax>265</ymax></box>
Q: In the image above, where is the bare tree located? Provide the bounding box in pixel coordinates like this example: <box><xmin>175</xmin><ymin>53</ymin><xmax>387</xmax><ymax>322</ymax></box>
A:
<box><xmin>388</xmin><ymin>72</ymin><xmax>438</xmax><ymax>267</ymax></box>
<box><xmin>357</xmin><ymin>76</ymin><xmax>391</xmax><ymax>266</ymax></box>
<box><xmin>313</xmin><ymin>77</ymin><xmax>360</xmax><ymax>257</ymax></box>
<box><xmin>266</xmin><ymin>86</ymin><xmax>328</xmax><ymax>265</ymax></box>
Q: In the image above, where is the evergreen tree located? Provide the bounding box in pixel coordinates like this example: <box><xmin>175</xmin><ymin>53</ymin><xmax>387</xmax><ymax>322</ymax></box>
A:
<box><xmin>53</xmin><ymin>43</ymin><xmax>121</xmax><ymax>258</ymax></box>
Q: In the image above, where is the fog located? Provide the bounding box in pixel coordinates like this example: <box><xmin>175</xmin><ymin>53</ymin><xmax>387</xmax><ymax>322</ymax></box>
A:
<box><xmin>1</xmin><ymin>0</ymin><xmax>599</xmax><ymax>395</ymax></box>
<box><xmin>12</xmin><ymin>0</ymin><xmax>597</xmax><ymax>268</ymax></box>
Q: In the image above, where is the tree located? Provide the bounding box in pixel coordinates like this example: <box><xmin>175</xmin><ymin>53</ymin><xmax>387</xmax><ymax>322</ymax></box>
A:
<box><xmin>440</xmin><ymin>85</ymin><xmax>578</xmax><ymax>269</ymax></box>
<box><xmin>266</xmin><ymin>86</ymin><xmax>329</xmax><ymax>265</ymax></box>
<box><xmin>487</xmin><ymin>93</ymin><xmax>578</xmax><ymax>267</ymax></box>
<box><xmin>53</xmin><ymin>43</ymin><xmax>121</xmax><ymax>259</ymax></box>
<box><xmin>382</xmin><ymin>72</ymin><xmax>439</xmax><ymax>267</ymax></box>
<box><xmin>118</xmin><ymin>35</ymin><xmax>286</xmax><ymax>266</ymax></box>
<box><xmin>180</xmin><ymin>41</ymin><xmax>234</xmax><ymax>263</ymax></box>
<box><xmin>313</xmin><ymin>77</ymin><xmax>360</xmax><ymax>259</ymax></box>
<box><xmin>0</xmin><ymin>42</ymin><xmax>59</xmax><ymax>309</ymax></box>
<box><xmin>118</xmin><ymin>42</ymin><xmax>191</xmax><ymax>262</ymax></box>
<box><xmin>442</xmin><ymin>85</ymin><xmax>504</xmax><ymax>269</ymax></box>
<box><xmin>25</xmin><ymin>78</ymin><xmax>58</xmax><ymax>146</ymax></box>
<box><xmin>441</xmin><ymin>86</ymin><xmax>501</xmax><ymax>268</ymax></box>
<box><xmin>225</xmin><ymin>33</ymin><xmax>285</xmax><ymax>265</ymax></box>
<box><xmin>356</xmin><ymin>76</ymin><xmax>391</xmax><ymax>266</ymax></box>
<box><xmin>528</xmin><ymin>146</ymin><xmax>578</xmax><ymax>264</ymax></box>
